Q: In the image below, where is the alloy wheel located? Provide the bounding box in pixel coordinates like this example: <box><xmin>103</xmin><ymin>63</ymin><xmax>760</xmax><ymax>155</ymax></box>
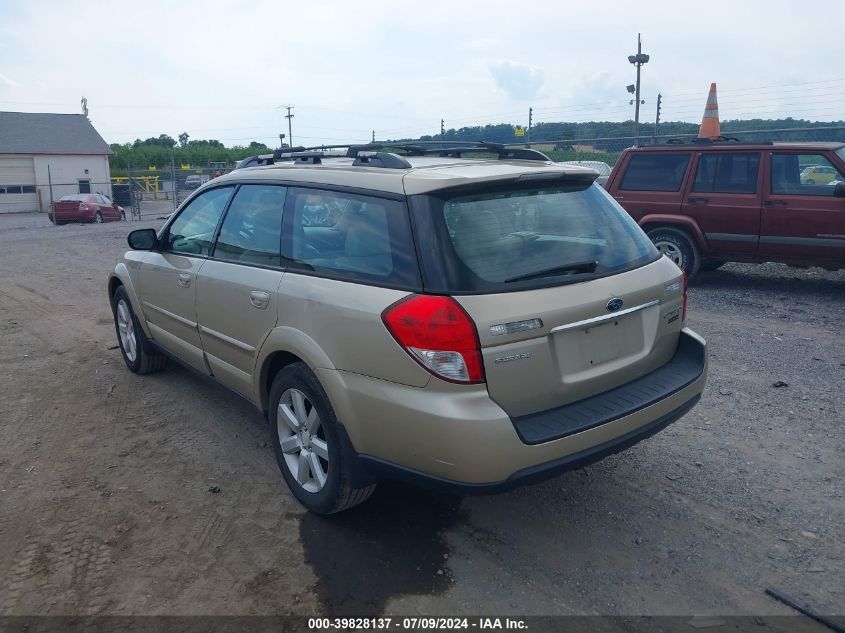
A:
<box><xmin>277</xmin><ymin>388</ymin><xmax>329</xmax><ymax>493</ymax></box>
<box><xmin>116</xmin><ymin>299</ymin><xmax>137</xmax><ymax>362</ymax></box>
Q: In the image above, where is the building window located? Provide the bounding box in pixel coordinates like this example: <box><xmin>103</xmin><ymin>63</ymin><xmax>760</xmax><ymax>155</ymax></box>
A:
<box><xmin>78</xmin><ymin>179</ymin><xmax>91</xmax><ymax>194</ymax></box>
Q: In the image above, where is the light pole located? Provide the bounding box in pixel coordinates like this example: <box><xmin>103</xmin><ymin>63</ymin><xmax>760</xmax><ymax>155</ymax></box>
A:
<box><xmin>628</xmin><ymin>33</ymin><xmax>649</xmax><ymax>141</ymax></box>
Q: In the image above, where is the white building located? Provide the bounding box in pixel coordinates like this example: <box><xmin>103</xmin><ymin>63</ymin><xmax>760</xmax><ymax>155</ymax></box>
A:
<box><xmin>0</xmin><ymin>112</ymin><xmax>112</xmax><ymax>214</ymax></box>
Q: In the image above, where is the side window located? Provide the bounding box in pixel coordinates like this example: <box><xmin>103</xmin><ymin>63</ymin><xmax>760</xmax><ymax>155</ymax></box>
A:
<box><xmin>619</xmin><ymin>153</ymin><xmax>691</xmax><ymax>192</ymax></box>
<box><xmin>281</xmin><ymin>188</ymin><xmax>420</xmax><ymax>287</ymax></box>
<box><xmin>213</xmin><ymin>185</ymin><xmax>286</xmax><ymax>266</ymax></box>
<box><xmin>166</xmin><ymin>187</ymin><xmax>233</xmax><ymax>255</ymax></box>
<box><xmin>692</xmin><ymin>152</ymin><xmax>760</xmax><ymax>194</ymax></box>
<box><xmin>772</xmin><ymin>154</ymin><xmax>845</xmax><ymax>196</ymax></box>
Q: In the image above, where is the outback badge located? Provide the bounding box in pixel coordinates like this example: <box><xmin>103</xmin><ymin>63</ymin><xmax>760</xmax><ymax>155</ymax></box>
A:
<box><xmin>606</xmin><ymin>297</ymin><xmax>624</xmax><ymax>312</ymax></box>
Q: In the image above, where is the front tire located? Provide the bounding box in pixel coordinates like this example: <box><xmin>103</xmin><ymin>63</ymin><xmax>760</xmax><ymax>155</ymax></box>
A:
<box><xmin>269</xmin><ymin>363</ymin><xmax>376</xmax><ymax>514</ymax></box>
<box><xmin>94</xmin><ymin>211</ymin><xmax>102</xmax><ymax>224</ymax></box>
<box><xmin>647</xmin><ymin>226</ymin><xmax>701</xmax><ymax>278</ymax></box>
<box><xmin>112</xmin><ymin>286</ymin><xmax>167</xmax><ymax>374</ymax></box>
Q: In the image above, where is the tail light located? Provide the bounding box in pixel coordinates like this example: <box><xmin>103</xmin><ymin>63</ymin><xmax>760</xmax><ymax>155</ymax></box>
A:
<box><xmin>79</xmin><ymin>203</ymin><xmax>89</xmax><ymax>211</ymax></box>
<box><xmin>682</xmin><ymin>271</ymin><xmax>688</xmax><ymax>321</ymax></box>
<box><xmin>382</xmin><ymin>295</ymin><xmax>485</xmax><ymax>384</ymax></box>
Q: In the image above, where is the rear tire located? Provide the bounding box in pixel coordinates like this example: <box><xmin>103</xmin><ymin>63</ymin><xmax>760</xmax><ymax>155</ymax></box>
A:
<box><xmin>120</xmin><ymin>210</ymin><xmax>126</xmax><ymax>221</ymax></box>
<box><xmin>700</xmin><ymin>259</ymin><xmax>726</xmax><ymax>272</ymax></box>
<box><xmin>269</xmin><ymin>362</ymin><xmax>376</xmax><ymax>514</ymax></box>
<box><xmin>112</xmin><ymin>286</ymin><xmax>167</xmax><ymax>374</ymax></box>
<box><xmin>647</xmin><ymin>226</ymin><xmax>701</xmax><ymax>278</ymax></box>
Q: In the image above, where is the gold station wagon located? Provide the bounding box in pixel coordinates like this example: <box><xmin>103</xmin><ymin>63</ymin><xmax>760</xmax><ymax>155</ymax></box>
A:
<box><xmin>108</xmin><ymin>142</ymin><xmax>707</xmax><ymax>514</ymax></box>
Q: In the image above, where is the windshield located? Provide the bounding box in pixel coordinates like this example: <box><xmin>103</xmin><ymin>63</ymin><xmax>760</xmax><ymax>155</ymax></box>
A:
<box><xmin>413</xmin><ymin>183</ymin><xmax>659</xmax><ymax>293</ymax></box>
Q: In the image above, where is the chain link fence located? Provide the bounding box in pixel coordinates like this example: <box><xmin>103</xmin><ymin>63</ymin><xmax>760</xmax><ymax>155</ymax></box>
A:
<box><xmin>522</xmin><ymin>125</ymin><xmax>845</xmax><ymax>174</ymax></box>
<box><xmin>103</xmin><ymin>126</ymin><xmax>845</xmax><ymax>221</ymax></box>
<box><xmin>120</xmin><ymin>162</ymin><xmax>229</xmax><ymax>221</ymax></box>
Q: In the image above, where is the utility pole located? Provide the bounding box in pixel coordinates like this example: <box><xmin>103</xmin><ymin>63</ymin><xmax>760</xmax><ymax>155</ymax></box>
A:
<box><xmin>528</xmin><ymin>107</ymin><xmax>533</xmax><ymax>143</ymax></box>
<box><xmin>283</xmin><ymin>105</ymin><xmax>294</xmax><ymax>147</ymax></box>
<box><xmin>654</xmin><ymin>93</ymin><xmax>662</xmax><ymax>141</ymax></box>
<box><xmin>627</xmin><ymin>33</ymin><xmax>650</xmax><ymax>142</ymax></box>
<box><xmin>440</xmin><ymin>118</ymin><xmax>445</xmax><ymax>136</ymax></box>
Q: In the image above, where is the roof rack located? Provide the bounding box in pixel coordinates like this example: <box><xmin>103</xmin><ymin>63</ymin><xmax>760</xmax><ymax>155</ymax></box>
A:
<box><xmin>662</xmin><ymin>135</ymin><xmax>770</xmax><ymax>146</ymax></box>
<box><xmin>261</xmin><ymin>140</ymin><xmax>551</xmax><ymax>169</ymax></box>
<box><xmin>347</xmin><ymin>141</ymin><xmax>550</xmax><ymax>162</ymax></box>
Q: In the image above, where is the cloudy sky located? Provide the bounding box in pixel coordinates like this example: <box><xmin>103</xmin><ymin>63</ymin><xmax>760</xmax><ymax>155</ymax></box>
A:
<box><xmin>1</xmin><ymin>0</ymin><xmax>842</xmax><ymax>147</ymax></box>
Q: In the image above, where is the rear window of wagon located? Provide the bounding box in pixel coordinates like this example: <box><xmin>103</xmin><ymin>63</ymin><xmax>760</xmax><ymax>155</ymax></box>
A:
<box><xmin>410</xmin><ymin>181</ymin><xmax>659</xmax><ymax>293</ymax></box>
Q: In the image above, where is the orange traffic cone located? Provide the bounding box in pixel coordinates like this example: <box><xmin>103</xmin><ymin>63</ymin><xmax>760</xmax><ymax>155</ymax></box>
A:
<box><xmin>698</xmin><ymin>83</ymin><xmax>720</xmax><ymax>139</ymax></box>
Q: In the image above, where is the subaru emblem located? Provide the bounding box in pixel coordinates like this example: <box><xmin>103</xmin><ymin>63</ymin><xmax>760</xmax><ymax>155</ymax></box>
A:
<box><xmin>606</xmin><ymin>297</ymin><xmax>624</xmax><ymax>312</ymax></box>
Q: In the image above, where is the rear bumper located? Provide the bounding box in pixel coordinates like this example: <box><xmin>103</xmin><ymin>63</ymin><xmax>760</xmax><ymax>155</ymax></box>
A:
<box><xmin>320</xmin><ymin>327</ymin><xmax>707</xmax><ymax>489</ymax></box>
<box><xmin>359</xmin><ymin>394</ymin><xmax>700</xmax><ymax>494</ymax></box>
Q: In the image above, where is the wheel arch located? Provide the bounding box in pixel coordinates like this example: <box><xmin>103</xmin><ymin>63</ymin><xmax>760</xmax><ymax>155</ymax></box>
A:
<box><xmin>108</xmin><ymin>265</ymin><xmax>152</xmax><ymax>337</ymax></box>
<box><xmin>254</xmin><ymin>327</ymin><xmax>336</xmax><ymax>416</ymax></box>
<box><xmin>638</xmin><ymin>214</ymin><xmax>709</xmax><ymax>253</ymax></box>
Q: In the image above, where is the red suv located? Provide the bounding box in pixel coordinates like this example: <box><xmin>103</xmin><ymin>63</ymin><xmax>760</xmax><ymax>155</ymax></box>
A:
<box><xmin>605</xmin><ymin>141</ymin><xmax>845</xmax><ymax>277</ymax></box>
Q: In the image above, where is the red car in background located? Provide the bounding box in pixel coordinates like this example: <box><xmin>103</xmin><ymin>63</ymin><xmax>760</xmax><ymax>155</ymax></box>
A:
<box><xmin>49</xmin><ymin>194</ymin><xmax>126</xmax><ymax>225</ymax></box>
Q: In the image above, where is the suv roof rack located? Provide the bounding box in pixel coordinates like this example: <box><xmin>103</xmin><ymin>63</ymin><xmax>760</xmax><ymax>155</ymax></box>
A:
<box><xmin>262</xmin><ymin>141</ymin><xmax>551</xmax><ymax>169</ymax></box>
<box><xmin>348</xmin><ymin>141</ymin><xmax>550</xmax><ymax>162</ymax></box>
<box><xmin>662</xmin><ymin>135</ymin><xmax>773</xmax><ymax>146</ymax></box>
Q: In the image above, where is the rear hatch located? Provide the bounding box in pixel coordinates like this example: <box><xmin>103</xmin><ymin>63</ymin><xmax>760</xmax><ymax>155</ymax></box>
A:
<box><xmin>410</xmin><ymin>179</ymin><xmax>686</xmax><ymax>417</ymax></box>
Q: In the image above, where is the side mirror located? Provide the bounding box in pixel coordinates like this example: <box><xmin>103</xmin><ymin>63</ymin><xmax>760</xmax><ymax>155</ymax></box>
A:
<box><xmin>833</xmin><ymin>181</ymin><xmax>845</xmax><ymax>198</ymax></box>
<box><xmin>127</xmin><ymin>228</ymin><xmax>158</xmax><ymax>250</ymax></box>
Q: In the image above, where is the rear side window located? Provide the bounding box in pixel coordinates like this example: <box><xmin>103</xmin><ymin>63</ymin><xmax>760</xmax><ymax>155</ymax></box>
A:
<box><xmin>213</xmin><ymin>185</ymin><xmax>286</xmax><ymax>267</ymax></box>
<box><xmin>281</xmin><ymin>188</ymin><xmax>420</xmax><ymax>289</ymax></box>
<box><xmin>693</xmin><ymin>152</ymin><xmax>760</xmax><ymax>194</ymax></box>
<box><xmin>412</xmin><ymin>183</ymin><xmax>659</xmax><ymax>293</ymax></box>
<box><xmin>620</xmin><ymin>153</ymin><xmax>690</xmax><ymax>191</ymax></box>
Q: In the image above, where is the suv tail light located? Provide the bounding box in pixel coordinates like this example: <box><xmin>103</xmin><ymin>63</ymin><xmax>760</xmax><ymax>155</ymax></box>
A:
<box><xmin>79</xmin><ymin>203</ymin><xmax>89</xmax><ymax>211</ymax></box>
<box><xmin>382</xmin><ymin>295</ymin><xmax>485</xmax><ymax>384</ymax></box>
<box><xmin>682</xmin><ymin>271</ymin><xmax>688</xmax><ymax>321</ymax></box>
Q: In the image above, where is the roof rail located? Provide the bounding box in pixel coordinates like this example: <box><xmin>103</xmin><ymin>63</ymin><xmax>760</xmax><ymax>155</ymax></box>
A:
<box><xmin>348</xmin><ymin>141</ymin><xmax>550</xmax><ymax>162</ymax></box>
<box><xmin>260</xmin><ymin>140</ymin><xmax>551</xmax><ymax>169</ymax></box>
<box><xmin>662</xmin><ymin>135</ymin><xmax>768</xmax><ymax>146</ymax></box>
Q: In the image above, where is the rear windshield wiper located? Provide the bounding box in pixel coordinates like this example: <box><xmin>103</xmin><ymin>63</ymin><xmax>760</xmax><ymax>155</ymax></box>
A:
<box><xmin>504</xmin><ymin>260</ymin><xmax>598</xmax><ymax>283</ymax></box>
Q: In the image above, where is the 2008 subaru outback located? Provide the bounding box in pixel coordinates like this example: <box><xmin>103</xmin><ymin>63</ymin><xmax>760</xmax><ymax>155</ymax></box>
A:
<box><xmin>108</xmin><ymin>142</ymin><xmax>707</xmax><ymax>514</ymax></box>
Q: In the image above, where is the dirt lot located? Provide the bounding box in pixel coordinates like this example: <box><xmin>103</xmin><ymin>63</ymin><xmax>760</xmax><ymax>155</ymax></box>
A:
<box><xmin>0</xmin><ymin>214</ymin><xmax>842</xmax><ymax>621</ymax></box>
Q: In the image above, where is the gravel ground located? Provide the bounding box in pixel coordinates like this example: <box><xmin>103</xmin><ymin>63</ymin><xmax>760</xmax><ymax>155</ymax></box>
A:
<box><xmin>0</xmin><ymin>214</ymin><xmax>842</xmax><ymax>623</ymax></box>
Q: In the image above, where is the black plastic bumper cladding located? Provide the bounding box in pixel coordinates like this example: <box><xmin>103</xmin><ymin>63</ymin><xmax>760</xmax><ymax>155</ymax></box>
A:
<box><xmin>511</xmin><ymin>330</ymin><xmax>706</xmax><ymax>445</ymax></box>
<box><xmin>357</xmin><ymin>395</ymin><xmax>700</xmax><ymax>495</ymax></box>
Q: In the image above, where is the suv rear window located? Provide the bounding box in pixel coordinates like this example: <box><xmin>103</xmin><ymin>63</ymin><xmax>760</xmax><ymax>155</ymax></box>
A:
<box><xmin>411</xmin><ymin>182</ymin><xmax>659</xmax><ymax>293</ymax></box>
<box><xmin>620</xmin><ymin>153</ymin><xmax>691</xmax><ymax>191</ymax></box>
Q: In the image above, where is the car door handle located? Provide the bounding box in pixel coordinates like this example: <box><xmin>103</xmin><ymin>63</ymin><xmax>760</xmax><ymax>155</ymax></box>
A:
<box><xmin>763</xmin><ymin>200</ymin><xmax>787</xmax><ymax>207</ymax></box>
<box><xmin>687</xmin><ymin>196</ymin><xmax>709</xmax><ymax>204</ymax></box>
<box><xmin>178</xmin><ymin>273</ymin><xmax>192</xmax><ymax>288</ymax></box>
<box><xmin>249</xmin><ymin>291</ymin><xmax>270</xmax><ymax>309</ymax></box>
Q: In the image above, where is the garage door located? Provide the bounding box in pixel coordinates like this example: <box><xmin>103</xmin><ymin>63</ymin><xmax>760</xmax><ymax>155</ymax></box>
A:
<box><xmin>0</xmin><ymin>157</ymin><xmax>38</xmax><ymax>213</ymax></box>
